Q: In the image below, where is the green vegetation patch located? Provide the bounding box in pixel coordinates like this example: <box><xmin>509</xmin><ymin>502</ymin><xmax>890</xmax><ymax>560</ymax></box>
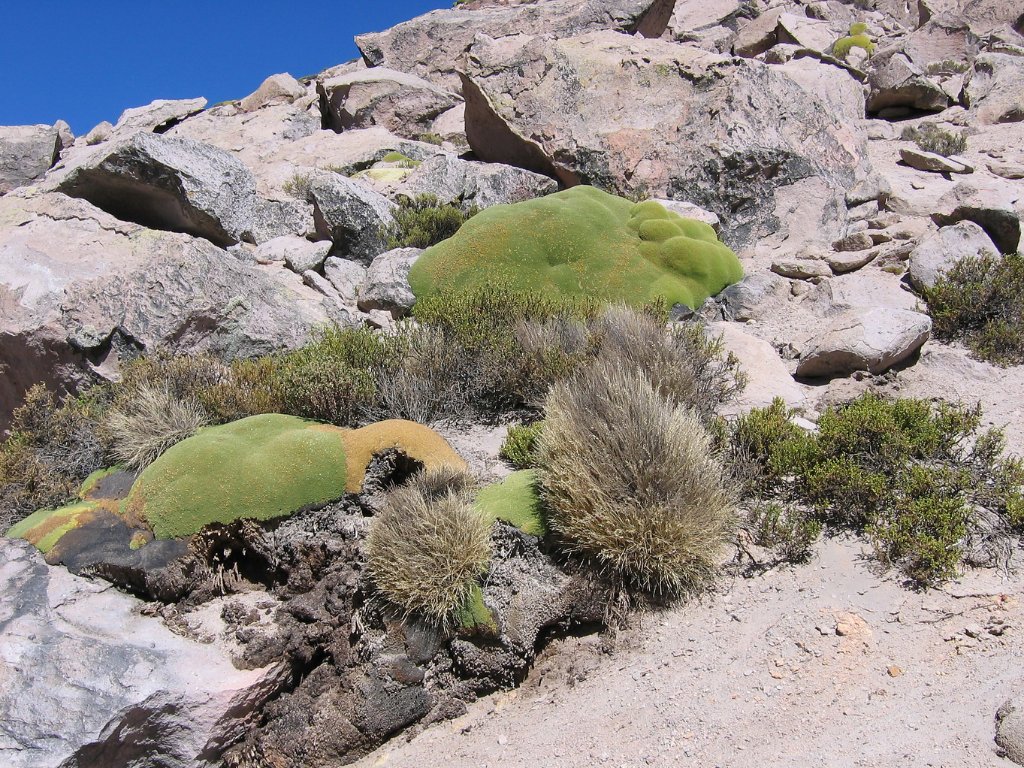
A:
<box><xmin>923</xmin><ymin>253</ymin><xmax>1024</xmax><ymax>365</ymax></box>
<box><xmin>7</xmin><ymin>500</ymin><xmax>102</xmax><ymax>553</ymax></box>
<box><xmin>409</xmin><ymin>186</ymin><xmax>743</xmax><ymax>310</ymax></box>
<box><xmin>126</xmin><ymin>413</ymin><xmax>349</xmax><ymax>539</ymax></box>
<box><xmin>456</xmin><ymin>583</ymin><xmax>498</xmax><ymax>634</ymax></box>
<box><xmin>730</xmin><ymin>395</ymin><xmax>1024</xmax><ymax>585</ymax></box>
<box><xmin>832</xmin><ymin>23</ymin><xmax>875</xmax><ymax>59</ymax></box>
<box><xmin>499</xmin><ymin>422</ymin><xmax>544</xmax><ymax>469</ymax></box>
<box><xmin>475</xmin><ymin>469</ymin><xmax>547</xmax><ymax>537</ymax></box>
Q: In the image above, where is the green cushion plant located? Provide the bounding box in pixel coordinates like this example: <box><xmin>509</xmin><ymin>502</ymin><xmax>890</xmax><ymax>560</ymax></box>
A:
<box><xmin>475</xmin><ymin>469</ymin><xmax>547</xmax><ymax>537</ymax></box>
<box><xmin>408</xmin><ymin>186</ymin><xmax>743</xmax><ymax>310</ymax></box>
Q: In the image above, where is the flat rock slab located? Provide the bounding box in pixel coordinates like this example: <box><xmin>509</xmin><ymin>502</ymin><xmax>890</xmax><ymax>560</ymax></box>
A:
<box><xmin>899</xmin><ymin>147</ymin><xmax>973</xmax><ymax>174</ymax></box>
<box><xmin>708</xmin><ymin>322</ymin><xmax>805</xmax><ymax>412</ymax></box>
<box><xmin>796</xmin><ymin>307</ymin><xmax>932</xmax><ymax>378</ymax></box>
<box><xmin>0</xmin><ymin>538</ymin><xmax>288</xmax><ymax>768</ymax></box>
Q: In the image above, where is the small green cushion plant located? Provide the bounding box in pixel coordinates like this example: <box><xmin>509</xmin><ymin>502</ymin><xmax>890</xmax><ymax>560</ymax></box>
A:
<box><xmin>832</xmin><ymin>22</ymin><xmax>876</xmax><ymax>59</ymax></box>
<box><xmin>475</xmin><ymin>469</ymin><xmax>547</xmax><ymax>537</ymax></box>
<box><xmin>408</xmin><ymin>186</ymin><xmax>743</xmax><ymax>310</ymax></box>
<box><xmin>124</xmin><ymin>413</ymin><xmax>349</xmax><ymax>539</ymax></box>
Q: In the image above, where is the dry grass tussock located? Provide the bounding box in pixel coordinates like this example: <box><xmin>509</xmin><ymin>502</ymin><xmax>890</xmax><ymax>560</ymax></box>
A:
<box><xmin>366</xmin><ymin>468</ymin><xmax>491</xmax><ymax>626</ymax></box>
<box><xmin>105</xmin><ymin>383</ymin><xmax>210</xmax><ymax>470</ymax></box>
<box><xmin>537</xmin><ymin>358</ymin><xmax>735</xmax><ymax>597</ymax></box>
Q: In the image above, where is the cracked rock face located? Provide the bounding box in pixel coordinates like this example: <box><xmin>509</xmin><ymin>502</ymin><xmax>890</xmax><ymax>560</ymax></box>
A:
<box><xmin>0</xmin><ymin>538</ymin><xmax>289</xmax><ymax>768</ymax></box>
<box><xmin>461</xmin><ymin>30</ymin><xmax>867</xmax><ymax>249</ymax></box>
<box><xmin>0</xmin><ymin>124</ymin><xmax>62</xmax><ymax>194</ymax></box>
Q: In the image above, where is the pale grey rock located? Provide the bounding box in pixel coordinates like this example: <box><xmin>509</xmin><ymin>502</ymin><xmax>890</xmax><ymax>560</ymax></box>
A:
<box><xmin>110</xmin><ymin>97</ymin><xmax>207</xmax><ymax>138</ymax></box>
<box><xmin>732</xmin><ymin>8</ymin><xmax>783</xmax><ymax>57</ymax></box>
<box><xmin>84</xmin><ymin>120</ymin><xmax>114</xmax><ymax>145</ymax></box>
<box><xmin>0</xmin><ymin>538</ymin><xmax>289</xmax><ymax>768</ymax></box>
<box><xmin>53</xmin><ymin>120</ymin><xmax>74</xmax><ymax>152</ymax></box>
<box><xmin>307</xmin><ymin>172</ymin><xmax>396</xmax><ymax>263</ymax></box>
<box><xmin>255</xmin><ymin>235</ymin><xmax>332</xmax><ymax>273</ymax></box>
<box><xmin>826</xmin><ymin>248</ymin><xmax>878</xmax><ymax>274</ymax></box>
<box><xmin>709</xmin><ymin>322</ymin><xmax>805</xmax><ymax>412</ymax></box>
<box><xmin>796</xmin><ymin>308</ymin><xmax>932</xmax><ymax>377</ymax></box>
<box><xmin>319</xmin><ymin>68</ymin><xmax>459</xmax><ymax>139</ymax></box>
<box><xmin>667</xmin><ymin>0</ymin><xmax>741</xmax><ymax>38</ymax></box>
<box><xmin>324</xmin><ymin>256</ymin><xmax>368</xmax><ymax>302</ymax></box>
<box><xmin>899</xmin><ymin>147</ymin><xmax>973</xmax><ymax>174</ymax></box>
<box><xmin>431</xmin><ymin>103</ymin><xmax>467</xmax><ymax>145</ymax></box>
<box><xmin>718</xmin><ymin>272</ymin><xmax>790</xmax><ymax>322</ymax></box>
<box><xmin>395</xmin><ymin>154</ymin><xmax>557</xmax><ymax>209</ymax></box>
<box><xmin>776</xmin><ymin>13</ymin><xmax>837</xmax><ymax>53</ymax></box>
<box><xmin>866</xmin><ymin>52</ymin><xmax>951</xmax><ymax>113</ymax></box>
<box><xmin>833</xmin><ymin>231</ymin><xmax>875</xmax><ymax>251</ymax></box>
<box><xmin>462</xmin><ymin>31</ymin><xmax>867</xmax><ymax>249</ymax></box>
<box><xmin>775</xmin><ymin>56</ymin><xmax>867</xmax><ymax>123</ymax></box>
<box><xmin>903</xmin><ymin>17</ymin><xmax>978</xmax><ymax>70</ymax></box>
<box><xmin>771</xmin><ymin>258</ymin><xmax>832</xmax><ymax>279</ymax></box>
<box><xmin>931</xmin><ymin>182</ymin><xmax>1021</xmax><ymax>254</ymax></box>
<box><xmin>57</xmin><ymin>132</ymin><xmax>263</xmax><ymax>246</ymax></box>
<box><xmin>997</xmin><ymin>697</ymin><xmax>1024</xmax><ymax>766</ymax></box>
<box><xmin>988</xmin><ymin>159</ymin><xmax>1024</xmax><ymax>180</ymax></box>
<box><xmin>655</xmin><ymin>198</ymin><xmax>722</xmax><ymax>232</ymax></box>
<box><xmin>908</xmin><ymin>221</ymin><xmax>999</xmax><ymax>290</ymax></box>
<box><xmin>0</xmin><ymin>124</ymin><xmax>61</xmax><ymax>193</ymax></box>
<box><xmin>354</xmin><ymin>0</ymin><xmax>676</xmax><ymax>90</ymax></box>
<box><xmin>964</xmin><ymin>53</ymin><xmax>1024</xmax><ymax>125</ymax></box>
<box><xmin>240</xmin><ymin>72</ymin><xmax>306</xmax><ymax>112</ymax></box>
<box><xmin>358</xmin><ymin>247</ymin><xmax>422</xmax><ymax>317</ymax></box>
<box><xmin>0</xmin><ymin>191</ymin><xmax>341</xmax><ymax>429</ymax></box>
<box><xmin>302</xmin><ymin>269</ymin><xmax>343</xmax><ymax>303</ymax></box>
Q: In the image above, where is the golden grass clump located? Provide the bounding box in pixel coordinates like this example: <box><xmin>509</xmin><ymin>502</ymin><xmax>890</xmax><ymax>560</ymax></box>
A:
<box><xmin>537</xmin><ymin>359</ymin><xmax>735</xmax><ymax>597</ymax></box>
<box><xmin>366</xmin><ymin>468</ymin><xmax>491</xmax><ymax>626</ymax></box>
<box><xmin>105</xmin><ymin>383</ymin><xmax>210</xmax><ymax>470</ymax></box>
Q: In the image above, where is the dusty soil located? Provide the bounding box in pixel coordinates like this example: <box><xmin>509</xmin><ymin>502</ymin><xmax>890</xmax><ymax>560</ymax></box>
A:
<box><xmin>355</xmin><ymin>537</ymin><xmax>1022</xmax><ymax>768</ymax></box>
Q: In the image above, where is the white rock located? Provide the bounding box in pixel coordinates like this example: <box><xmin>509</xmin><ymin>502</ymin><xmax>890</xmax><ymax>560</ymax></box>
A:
<box><xmin>708</xmin><ymin>322</ymin><xmax>806</xmax><ymax>412</ymax></box>
<box><xmin>358</xmin><ymin>247</ymin><xmax>422</xmax><ymax>317</ymax></box>
<box><xmin>240</xmin><ymin>73</ymin><xmax>306</xmax><ymax>112</ymax></box>
<box><xmin>796</xmin><ymin>308</ymin><xmax>932</xmax><ymax>378</ymax></box>
<box><xmin>324</xmin><ymin>256</ymin><xmax>368</xmax><ymax>302</ymax></box>
<box><xmin>255</xmin><ymin>235</ymin><xmax>332</xmax><ymax>273</ymax></box>
<box><xmin>908</xmin><ymin>221</ymin><xmax>1000</xmax><ymax>290</ymax></box>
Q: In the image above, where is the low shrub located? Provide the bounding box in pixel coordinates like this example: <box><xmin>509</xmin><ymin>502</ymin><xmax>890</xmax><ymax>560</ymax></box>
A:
<box><xmin>730</xmin><ymin>394</ymin><xmax>1024</xmax><ymax>585</ymax></box>
<box><xmin>366</xmin><ymin>468</ymin><xmax>492</xmax><ymax>626</ymax></box>
<box><xmin>500</xmin><ymin>422</ymin><xmax>544</xmax><ymax>469</ymax></box>
<box><xmin>383</xmin><ymin>194</ymin><xmax>477</xmax><ymax>250</ymax></box>
<box><xmin>537</xmin><ymin>359</ymin><xmax>735</xmax><ymax>597</ymax></box>
<box><xmin>902</xmin><ymin>122</ymin><xmax>968</xmax><ymax>157</ymax></box>
<box><xmin>923</xmin><ymin>252</ymin><xmax>1024</xmax><ymax>366</ymax></box>
<box><xmin>0</xmin><ymin>385</ymin><xmax>108</xmax><ymax>531</ymax></box>
<box><xmin>105</xmin><ymin>383</ymin><xmax>210</xmax><ymax>470</ymax></box>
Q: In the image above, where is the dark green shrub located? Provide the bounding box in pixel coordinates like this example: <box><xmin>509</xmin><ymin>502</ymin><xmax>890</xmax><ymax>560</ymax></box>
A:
<box><xmin>923</xmin><ymin>253</ymin><xmax>1024</xmax><ymax>366</ymax></box>
<box><xmin>0</xmin><ymin>385</ymin><xmax>108</xmax><ymax>531</ymax></box>
<box><xmin>730</xmin><ymin>393</ymin><xmax>1023</xmax><ymax>585</ymax></box>
<box><xmin>383</xmin><ymin>194</ymin><xmax>477</xmax><ymax>250</ymax></box>
<box><xmin>500</xmin><ymin>422</ymin><xmax>544</xmax><ymax>469</ymax></box>
<box><xmin>537</xmin><ymin>359</ymin><xmax>735</xmax><ymax>598</ymax></box>
<box><xmin>902</xmin><ymin>122</ymin><xmax>968</xmax><ymax>157</ymax></box>
<box><xmin>749</xmin><ymin>501</ymin><xmax>821</xmax><ymax>563</ymax></box>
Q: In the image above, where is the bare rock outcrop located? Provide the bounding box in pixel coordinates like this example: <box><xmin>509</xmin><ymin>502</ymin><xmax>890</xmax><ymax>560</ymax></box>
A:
<box><xmin>358</xmin><ymin>247</ymin><xmax>421</xmax><ymax>317</ymax></box>
<box><xmin>908</xmin><ymin>220</ymin><xmax>1000</xmax><ymax>290</ymax></box>
<box><xmin>0</xmin><ymin>124</ymin><xmax>63</xmax><ymax>194</ymax></box>
<box><xmin>796</xmin><ymin>308</ymin><xmax>932</xmax><ymax>378</ymax></box>
<box><xmin>964</xmin><ymin>53</ymin><xmax>1024</xmax><ymax>125</ymax></box>
<box><xmin>461</xmin><ymin>31</ymin><xmax>867</xmax><ymax>248</ymax></box>
<box><xmin>307</xmin><ymin>171</ymin><xmax>396</xmax><ymax>263</ymax></box>
<box><xmin>354</xmin><ymin>0</ymin><xmax>677</xmax><ymax>91</ymax></box>
<box><xmin>0</xmin><ymin>538</ymin><xmax>289</xmax><ymax>768</ymax></box>
<box><xmin>240</xmin><ymin>73</ymin><xmax>307</xmax><ymax>112</ymax></box>
<box><xmin>395</xmin><ymin>153</ymin><xmax>557</xmax><ymax>209</ymax></box>
<box><xmin>319</xmin><ymin>68</ymin><xmax>460</xmax><ymax>139</ymax></box>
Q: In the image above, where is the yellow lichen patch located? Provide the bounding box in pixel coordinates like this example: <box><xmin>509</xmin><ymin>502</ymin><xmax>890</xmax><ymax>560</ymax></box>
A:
<box><xmin>7</xmin><ymin>501</ymin><xmax>102</xmax><ymax>553</ymax></box>
<box><xmin>341</xmin><ymin>419</ymin><xmax>468</xmax><ymax>493</ymax></box>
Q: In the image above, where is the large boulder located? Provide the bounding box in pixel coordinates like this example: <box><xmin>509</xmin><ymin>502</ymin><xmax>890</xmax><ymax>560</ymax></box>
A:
<box><xmin>0</xmin><ymin>538</ymin><xmax>289</xmax><ymax>768</ymax></box>
<box><xmin>796</xmin><ymin>308</ymin><xmax>932</xmax><ymax>378</ymax></box>
<box><xmin>667</xmin><ymin>0</ymin><xmax>743</xmax><ymax>40</ymax></box>
<box><xmin>930</xmin><ymin>181</ymin><xmax>1022</xmax><ymax>254</ymax></box>
<box><xmin>354</xmin><ymin>0</ymin><xmax>677</xmax><ymax>91</ymax></box>
<box><xmin>358</xmin><ymin>247</ymin><xmax>422</xmax><ymax>317</ymax></box>
<box><xmin>394</xmin><ymin>154</ymin><xmax>558</xmax><ymax>209</ymax></box>
<box><xmin>964</xmin><ymin>53</ymin><xmax>1024</xmax><ymax>125</ymax></box>
<box><xmin>307</xmin><ymin>172</ymin><xmax>396</xmax><ymax>263</ymax></box>
<box><xmin>0</xmin><ymin>191</ymin><xmax>345</xmax><ymax>429</ymax></box>
<box><xmin>461</xmin><ymin>31</ymin><xmax>867</xmax><ymax>249</ymax></box>
<box><xmin>0</xmin><ymin>125</ymin><xmax>62</xmax><ymax>194</ymax></box>
<box><xmin>866</xmin><ymin>51</ymin><xmax>951</xmax><ymax>113</ymax></box>
<box><xmin>908</xmin><ymin>221</ymin><xmax>1000</xmax><ymax>291</ymax></box>
<box><xmin>56</xmin><ymin>132</ymin><xmax>276</xmax><ymax>246</ymax></box>
<box><xmin>997</xmin><ymin>696</ymin><xmax>1024</xmax><ymax>766</ymax></box>
<box><xmin>107</xmin><ymin>97</ymin><xmax>207</xmax><ymax>138</ymax></box>
<box><xmin>239</xmin><ymin>73</ymin><xmax>307</xmax><ymax>112</ymax></box>
<box><xmin>318</xmin><ymin>68</ymin><xmax>460</xmax><ymax>139</ymax></box>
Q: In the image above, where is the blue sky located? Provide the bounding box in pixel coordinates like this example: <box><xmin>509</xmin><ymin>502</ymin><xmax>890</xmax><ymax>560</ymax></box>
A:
<box><xmin>0</xmin><ymin>1</ymin><xmax>452</xmax><ymax>134</ymax></box>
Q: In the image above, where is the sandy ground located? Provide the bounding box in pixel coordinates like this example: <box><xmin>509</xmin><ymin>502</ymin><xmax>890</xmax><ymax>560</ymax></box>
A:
<box><xmin>356</xmin><ymin>537</ymin><xmax>1022</xmax><ymax>768</ymax></box>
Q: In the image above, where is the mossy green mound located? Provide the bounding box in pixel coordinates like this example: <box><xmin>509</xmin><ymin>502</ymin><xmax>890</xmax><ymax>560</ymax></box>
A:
<box><xmin>7</xmin><ymin>501</ymin><xmax>104</xmax><ymax>553</ymax></box>
<box><xmin>408</xmin><ymin>186</ymin><xmax>743</xmax><ymax>310</ymax></box>
<box><xmin>475</xmin><ymin>469</ymin><xmax>546</xmax><ymax>537</ymax></box>
<box><xmin>125</xmin><ymin>413</ymin><xmax>349</xmax><ymax>539</ymax></box>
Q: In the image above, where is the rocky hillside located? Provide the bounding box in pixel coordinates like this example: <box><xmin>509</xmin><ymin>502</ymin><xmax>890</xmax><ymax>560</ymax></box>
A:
<box><xmin>1</xmin><ymin>0</ymin><xmax>1024</xmax><ymax>766</ymax></box>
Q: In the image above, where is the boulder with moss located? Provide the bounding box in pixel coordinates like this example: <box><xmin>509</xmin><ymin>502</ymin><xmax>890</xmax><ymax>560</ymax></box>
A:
<box><xmin>409</xmin><ymin>186</ymin><xmax>743</xmax><ymax>310</ymax></box>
